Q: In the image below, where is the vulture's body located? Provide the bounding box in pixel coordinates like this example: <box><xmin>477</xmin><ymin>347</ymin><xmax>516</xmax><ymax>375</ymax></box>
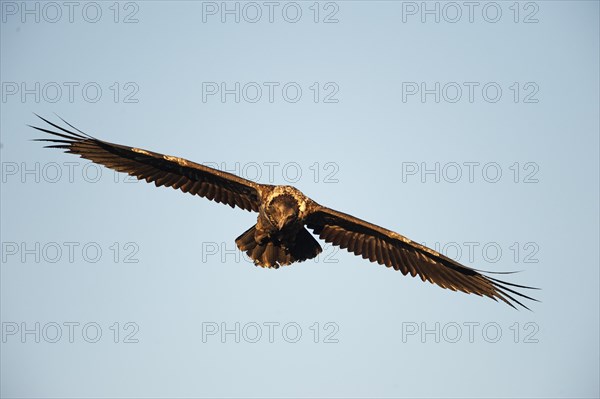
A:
<box><xmin>237</xmin><ymin>185</ymin><xmax>322</xmax><ymax>268</ymax></box>
<box><xmin>30</xmin><ymin>115</ymin><xmax>538</xmax><ymax>309</ymax></box>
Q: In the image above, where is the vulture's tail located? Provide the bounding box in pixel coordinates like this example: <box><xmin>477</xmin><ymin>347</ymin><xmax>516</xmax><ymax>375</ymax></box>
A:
<box><xmin>235</xmin><ymin>225</ymin><xmax>322</xmax><ymax>268</ymax></box>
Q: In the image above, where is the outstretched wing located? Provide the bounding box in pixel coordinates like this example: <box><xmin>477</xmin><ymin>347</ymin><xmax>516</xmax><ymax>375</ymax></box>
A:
<box><xmin>306</xmin><ymin>205</ymin><xmax>538</xmax><ymax>309</ymax></box>
<box><xmin>30</xmin><ymin>115</ymin><xmax>263</xmax><ymax>212</ymax></box>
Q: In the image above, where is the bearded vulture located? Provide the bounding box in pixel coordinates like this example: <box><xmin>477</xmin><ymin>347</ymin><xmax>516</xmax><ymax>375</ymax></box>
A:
<box><xmin>30</xmin><ymin>115</ymin><xmax>538</xmax><ymax>309</ymax></box>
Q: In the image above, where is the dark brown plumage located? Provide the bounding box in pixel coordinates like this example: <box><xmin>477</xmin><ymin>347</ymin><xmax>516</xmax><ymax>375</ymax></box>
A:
<box><xmin>30</xmin><ymin>115</ymin><xmax>538</xmax><ymax>309</ymax></box>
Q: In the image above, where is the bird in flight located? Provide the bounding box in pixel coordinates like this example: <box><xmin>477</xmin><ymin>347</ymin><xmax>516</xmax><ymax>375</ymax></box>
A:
<box><xmin>31</xmin><ymin>115</ymin><xmax>538</xmax><ymax>309</ymax></box>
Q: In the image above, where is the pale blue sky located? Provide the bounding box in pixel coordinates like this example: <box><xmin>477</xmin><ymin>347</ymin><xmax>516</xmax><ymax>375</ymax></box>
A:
<box><xmin>1</xmin><ymin>1</ymin><xmax>599</xmax><ymax>397</ymax></box>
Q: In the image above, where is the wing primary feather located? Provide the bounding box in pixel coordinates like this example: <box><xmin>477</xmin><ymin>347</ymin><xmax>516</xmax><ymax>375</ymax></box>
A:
<box><xmin>29</xmin><ymin>125</ymin><xmax>82</xmax><ymax>141</ymax></box>
<box><xmin>33</xmin><ymin>114</ymin><xmax>88</xmax><ymax>139</ymax></box>
<box><xmin>487</xmin><ymin>276</ymin><xmax>540</xmax><ymax>290</ymax></box>
<box><xmin>489</xmin><ymin>279</ymin><xmax>540</xmax><ymax>302</ymax></box>
<box><xmin>54</xmin><ymin>113</ymin><xmax>95</xmax><ymax>138</ymax></box>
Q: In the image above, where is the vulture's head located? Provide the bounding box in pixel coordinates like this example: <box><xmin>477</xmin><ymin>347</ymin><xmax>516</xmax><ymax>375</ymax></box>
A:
<box><xmin>267</xmin><ymin>194</ymin><xmax>300</xmax><ymax>230</ymax></box>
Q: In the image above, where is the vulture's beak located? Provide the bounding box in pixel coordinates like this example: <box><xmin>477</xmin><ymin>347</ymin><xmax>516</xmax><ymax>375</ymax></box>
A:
<box><xmin>277</xmin><ymin>218</ymin><xmax>287</xmax><ymax>230</ymax></box>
